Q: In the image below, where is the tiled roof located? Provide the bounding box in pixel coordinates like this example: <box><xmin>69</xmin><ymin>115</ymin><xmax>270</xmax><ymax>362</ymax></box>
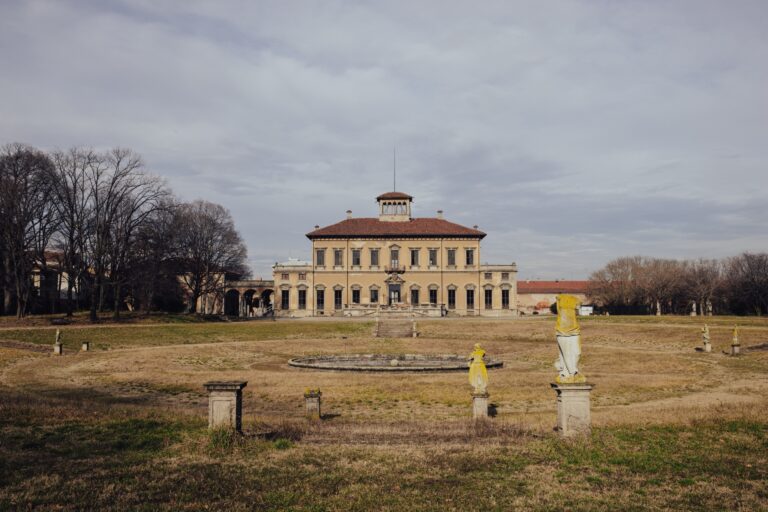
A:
<box><xmin>517</xmin><ymin>280</ymin><xmax>589</xmax><ymax>294</ymax></box>
<box><xmin>376</xmin><ymin>191</ymin><xmax>413</xmax><ymax>200</ymax></box>
<box><xmin>306</xmin><ymin>218</ymin><xmax>486</xmax><ymax>239</ymax></box>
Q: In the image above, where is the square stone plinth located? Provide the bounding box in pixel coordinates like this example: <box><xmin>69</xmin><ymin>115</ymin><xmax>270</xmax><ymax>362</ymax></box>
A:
<box><xmin>53</xmin><ymin>343</ymin><xmax>63</xmax><ymax>355</ymax></box>
<box><xmin>472</xmin><ymin>392</ymin><xmax>490</xmax><ymax>421</ymax></box>
<box><xmin>551</xmin><ymin>383</ymin><xmax>593</xmax><ymax>437</ymax></box>
<box><xmin>81</xmin><ymin>341</ymin><xmax>90</xmax><ymax>352</ymax></box>
<box><xmin>304</xmin><ymin>390</ymin><xmax>322</xmax><ymax>420</ymax></box>
<box><xmin>203</xmin><ymin>381</ymin><xmax>247</xmax><ymax>432</ymax></box>
<box><xmin>731</xmin><ymin>344</ymin><xmax>740</xmax><ymax>356</ymax></box>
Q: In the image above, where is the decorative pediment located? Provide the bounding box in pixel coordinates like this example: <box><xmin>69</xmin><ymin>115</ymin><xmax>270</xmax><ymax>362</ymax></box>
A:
<box><xmin>384</xmin><ymin>273</ymin><xmax>405</xmax><ymax>284</ymax></box>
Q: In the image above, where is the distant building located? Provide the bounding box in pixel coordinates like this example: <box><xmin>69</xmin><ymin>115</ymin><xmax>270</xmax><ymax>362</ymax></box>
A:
<box><xmin>516</xmin><ymin>280</ymin><xmax>589</xmax><ymax>315</ymax></box>
<box><xmin>271</xmin><ymin>191</ymin><xmax>518</xmax><ymax>317</ymax></box>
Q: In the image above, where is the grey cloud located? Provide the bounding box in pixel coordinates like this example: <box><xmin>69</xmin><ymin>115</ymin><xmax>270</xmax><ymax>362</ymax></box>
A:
<box><xmin>1</xmin><ymin>0</ymin><xmax>767</xmax><ymax>278</ymax></box>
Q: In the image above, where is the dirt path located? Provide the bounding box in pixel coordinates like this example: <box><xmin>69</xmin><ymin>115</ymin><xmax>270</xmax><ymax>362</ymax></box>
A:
<box><xmin>0</xmin><ymin>340</ymin><xmax>52</xmax><ymax>353</ymax></box>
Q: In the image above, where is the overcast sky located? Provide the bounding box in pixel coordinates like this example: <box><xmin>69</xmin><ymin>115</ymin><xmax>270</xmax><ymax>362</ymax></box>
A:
<box><xmin>2</xmin><ymin>1</ymin><xmax>767</xmax><ymax>279</ymax></box>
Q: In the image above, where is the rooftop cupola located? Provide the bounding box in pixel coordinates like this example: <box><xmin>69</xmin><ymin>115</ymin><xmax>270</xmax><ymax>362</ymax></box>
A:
<box><xmin>376</xmin><ymin>191</ymin><xmax>413</xmax><ymax>222</ymax></box>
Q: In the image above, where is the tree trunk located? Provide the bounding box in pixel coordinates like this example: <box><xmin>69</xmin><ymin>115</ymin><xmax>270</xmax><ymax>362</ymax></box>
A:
<box><xmin>655</xmin><ymin>300</ymin><xmax>661</xmax><ymax>316</ymax></box>
<box><xmin>89</xmin><ymin>275</ymin><xmax>99</xmax><ymax>322</ymax></box>
<box><xmin>113</xmin><ymin>282</ymin><xmax>121</xmax><ymax>320</ymax></box>
<box><xmin>15</xmin><ymin>277</ymin><xmax>25</xmax><ymax>319</ymax></box>
<box><xmin>66</xmin><ymin>279</ymin><xmax>74</xmax><ymax>317</ymax></box>
<box><xmin>3</xmin><ymin>254</ymin><xmax>13</xmax><ymax>315</ymax></box>
<box><xmin>98</xmin><ymin>280</ymin><xmax>105</xmax><ymax>312</ymax></box>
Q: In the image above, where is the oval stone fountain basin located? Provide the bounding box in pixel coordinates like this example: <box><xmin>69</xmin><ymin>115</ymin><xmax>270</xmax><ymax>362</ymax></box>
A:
<box><xmin>288</xmin><ymin>353</ymin><xmax>504</xmax><ymax>372</ymax></box>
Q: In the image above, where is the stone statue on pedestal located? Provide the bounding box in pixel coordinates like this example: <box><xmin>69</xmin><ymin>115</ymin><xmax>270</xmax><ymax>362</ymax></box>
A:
<box><xmin>554</xmin><ymin>294</ymin><xmax>585</xmax><ymax>384</ymax></box>
<box><xmin>468</xmin><ymin>344</ymin><xmax>488</xmax><ymax>394</ymax></box>
<box><xmin>702</xmin><ymin>324</ymin><xmax>711</xmax><ymax>352</ymax></box>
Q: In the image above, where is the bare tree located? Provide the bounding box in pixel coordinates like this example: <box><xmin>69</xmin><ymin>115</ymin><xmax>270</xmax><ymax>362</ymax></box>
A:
<box><xmin>637</xmin><ymin>258</ymin><xmax>685</xmax><ymax>315</ymax></box>
<box><xmin>587</xmin><ymin>256</ymin><xmax>644</xmax><ymax>313</ymax></box>
<box><xmin>104</xmin><ymin>156</ymin><xmax>170</xmax><ymax>320</ymax></box>
<box><xmin>0</xmin><ymin>143</ymin><xmax>58</xmax><ymax>317</ymax></box>
<box><xmin>127</xmin><ymin>198</ymin><xmax>180</xmax><ymax>313</ymax></box>
<box><xmin>684</xmin><ymin>259</ymin><xmax>722</xmax><ymax>316</ymax></box>
<box><xmin>175</xmin><ymin>200</ymin><xmax>249</xmax><ymax>313</ymax></box>
<box><xmin>51</xmin><ymin>148</ymin><xmax>97</xmax><ymax>316</ymax></box>
<box><xmin>724</xmin><ymin>253</ymin><xmax>768</xmax><ymax>315</ymax></box>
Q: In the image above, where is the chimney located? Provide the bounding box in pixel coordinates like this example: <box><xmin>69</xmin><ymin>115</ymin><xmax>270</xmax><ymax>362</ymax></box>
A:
<box><xmin>436</xmin><ymin>210</ymin><xmax>444</xmax><ymax>219</ymax></box>
<box><xmin>314</xmin><ymin>225</ymin><xmax>319</xmax><ymax>229</ymax></box>
<box><xmin>473</xmin><ymin>225</ymin><xmax>479</xmax><ymax>229</ymax></box>
<box><xmin>346</xmin><ymin>210</ymin><xmax>352</xmax><ymax>219</ymax></box>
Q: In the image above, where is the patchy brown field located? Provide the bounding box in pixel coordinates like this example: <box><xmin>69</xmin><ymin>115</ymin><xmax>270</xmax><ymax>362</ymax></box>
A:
<box><xmin>1</xmin><ymin>316</ymin><xmax>767</xmax><ymax>510</ymax></box>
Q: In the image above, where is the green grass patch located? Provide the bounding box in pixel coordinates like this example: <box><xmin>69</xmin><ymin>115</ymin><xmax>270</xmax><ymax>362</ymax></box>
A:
<box><xmin>0</xmin><ymin>320</ymin><xmax>371</xmax><ymax>349</ymax></box>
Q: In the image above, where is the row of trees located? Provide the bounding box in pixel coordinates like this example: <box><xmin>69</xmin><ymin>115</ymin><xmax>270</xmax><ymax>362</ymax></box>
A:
<box><xmin>588</xmin><ymin>253</ymin><xmax>768</xmax><ymax>315</ymax></box>
<box><xmin>0</xmin><ymin>143</ymin><xmax>249</xmax><ymax>319</ymax></box>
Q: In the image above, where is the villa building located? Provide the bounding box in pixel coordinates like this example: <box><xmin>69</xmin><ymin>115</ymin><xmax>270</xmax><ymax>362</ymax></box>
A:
<box><xmin>272</xmin><ymin>191</ymin><xmax>518</xmax><ymax>317</ymax></box>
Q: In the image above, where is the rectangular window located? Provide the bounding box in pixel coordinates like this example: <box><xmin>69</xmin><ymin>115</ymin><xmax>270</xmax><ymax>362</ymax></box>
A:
<box><xmin>334</xmin><ymin>249</ymin><xmax>343</xmax><ymax>266</ymax></box>
<box><xmin>352</xmin><ymin>249</ymin><xmax>361</xmax><ymax>266</ymax></box>
<box><xmin>298</xmin><ymin>272</ymin><xmax>306</xmax><ymax>280</ymax></box>
<box><xmin>281</xmin><ymin>290</ymin><xmax>289</xmax><ymax>310</ymax></box>
<box><xmin>316</xmin><ymin>249</ymin><xmax>325</xmax><ymax>266</ymax></box>
<box><xmin>370</xmin><ymin>249</ymin><xmax>379</xmax><ymax>266</ymax></box>
<box><xmin>411</xmin><ymin>288</ymin><xmax>420</xmax><ymax>306</ymax></box>
<box><xmin>484</xmin><ymin>272</ymin><xmax>492</xmax><ymax>279</ymax></box>
<box><xmin>370</xmin><ymin>288</ymin><xmax>379</xmax><ymax>304</ymax></box>
<box><xmin>298</xmin><ymin>289</ymin><xmax>306</xmax><ymax>309</ymax></box>
<box><xmin>316</xmin><ymin>289</ymin><xmax>324</xmax><ymax>310</ymax></box>
<box><xmin>502</xmin><ymin>289</ymin><xmax>510</xmax><ymax>309</ymax></box>
<box><xmin>334</xmin><ymin>289</ymin><xmax>342</xmax><ymax>309</ymax></box>
<box><xmin>352</xmin><ymin>289</ymin><xmax>360</xmax><ymax>304</ymax></box>
<box><xmin>501</xmin><ymin>272</ymin><xmax>509</xmax><ymax>281</ymax></box>
<box><xmin>467</xmin><ymin>289</ymin><xmax>475</xmax><ymax>309</ymax></box>
<box><xmin>447</xmin><ymin>249</ymin><xmax>456</xmax><ymax>266</ymax></box>
<box><xmin>428</xmin><ymin>249</ymin><xmax>437</xmax><ymax>266</ymax></box>
<box><xmin>429</xmin><ymin>289</ymin><xmax>437</xmax><ymax>305</ymax></box>
<box><xmin>448</xmin><ymin>289</ymin><xmax>456</xmax><ymax>309</ymax></box>
<box><xmin>410</xmin><ymin>249</ymin><xmax>419</xmax><ymax>266</ymax></box>
<box><xmin>390</xmin><ymin>249</ymin><xmax>399</xmax><ymax>268</ymax></box>
<box><xmin>466</xmin><ymin>249</ymin><xmax>474</xmax><ymax>266</ymax></box>
<box><xmin>484</xmin><ymin>289</ymin><xmax>492</xmax><ymax>309</ymax></box>
<box><xmin>281</xmin><ymin>273</ymin><xmax>289</xmax><ymax>280</ymax></box>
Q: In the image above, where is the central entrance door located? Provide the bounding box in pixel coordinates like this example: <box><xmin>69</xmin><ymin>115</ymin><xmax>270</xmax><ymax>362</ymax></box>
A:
<box><xmin>388</xmin><ymin>284</ymin><xmax>401</xmax><ymax>305</ymax></box>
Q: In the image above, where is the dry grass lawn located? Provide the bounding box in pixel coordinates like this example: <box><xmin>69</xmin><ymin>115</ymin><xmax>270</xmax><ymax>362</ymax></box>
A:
<box><xmin>1</xmin><ymin>315</ymin><xmax>766</xmax><ymax>510</ymax></box>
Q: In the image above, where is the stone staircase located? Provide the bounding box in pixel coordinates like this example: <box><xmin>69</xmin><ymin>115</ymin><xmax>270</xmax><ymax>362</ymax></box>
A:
<box><xmin>374</xmin><ymin>309</ymin><xmax>418</xmax><ymax>338</ymax></box>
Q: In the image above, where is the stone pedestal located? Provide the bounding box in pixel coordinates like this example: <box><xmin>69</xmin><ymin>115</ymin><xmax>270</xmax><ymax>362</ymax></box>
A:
<box><xmin>81</xmin><ymin>341</ymin><xmax>90</xmax><ymax>352</ymax></box>
<box><xmin>551</xmin><ymin>383</ymin><xmax>593</xmax><ymax>437</ymax></box>
<box><xmin>53</xmin><ymin>343</ymin><xmax>63</xmax><ymax>355</ymax></box>
<box><xmin>731</xmin><ymin>344</ymin><xmax>740</xmax><ymax>356</ymax></box>
<box><xmin>703</xmin><ymin>342</ymin><xmax>711</xmax><ymax>353</ymax></box>
<box><xmin>472</xmin><ymin>392</ymin><xmax>489</xmax><ymax>421</ymax></box>
<box><xmin>203</xmin><ymin>381</ymin><xmax>247</xmax><ymax>432</ymax></box>
<box><xmin>304</xmin><ymin>389</ymin><xmax>322</xmax><ymax>420</ymax></box>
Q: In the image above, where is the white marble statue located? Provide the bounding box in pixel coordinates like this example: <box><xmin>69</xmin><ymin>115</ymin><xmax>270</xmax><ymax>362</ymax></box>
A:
<box><xmin>554</xmin><ymin>294</ymin><xmax>585</xmax><ymax>383</ymax></box>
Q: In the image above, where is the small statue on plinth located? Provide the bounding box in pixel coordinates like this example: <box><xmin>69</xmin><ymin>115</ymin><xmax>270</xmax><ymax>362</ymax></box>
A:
<box><xmin>468</xmin><ymin>343</ymin><xmax>488</xmax><ymax>394</ymax></box>
<box><xmin>702</xmin><ymin>324</ymin><xmax>711</xmax><ymax>353</ymax></box>
<box><xmin>468</xmin><ymin>344</ymin><xmax>489</xmax><ymax>420</ymax></box>
<box><xmin>554</xmin><ymin>294</ymin><xmax>585</xmax><ymax>384</ymax></box>
<box><xmin>53</xmin><ymin>329</ymin><xmax>63</xmax><ymax>355</ymax></box>
<box><xmin>731</xmin><ymin>325</ymin><xmax>740</xmax><ymax>355</ymax></box>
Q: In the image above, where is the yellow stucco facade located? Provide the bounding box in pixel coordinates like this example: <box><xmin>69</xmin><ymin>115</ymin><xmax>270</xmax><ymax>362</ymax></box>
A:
<box><xmin>273</xmin><ymin>191</ymin><xmax>517</xmax><ymax>318</ymax></box>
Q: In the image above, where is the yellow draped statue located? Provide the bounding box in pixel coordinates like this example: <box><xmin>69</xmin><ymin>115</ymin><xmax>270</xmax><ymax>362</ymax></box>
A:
<box><xmin>554</xmin><ymin>294</ymin><xmax>585</xmax><ymax>383</ymax></box>
<box><xmin>468</xmin><ymin>343</ymin><xmax>488</xmax><ymax>395</ymax></box>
